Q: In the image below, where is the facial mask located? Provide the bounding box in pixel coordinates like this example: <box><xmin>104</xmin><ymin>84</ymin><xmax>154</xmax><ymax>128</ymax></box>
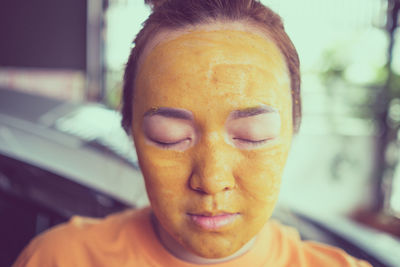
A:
<box><xmin>132</xmin><ymin>29</ymin><xmax>293</xmax><ymax>258</ymax></box>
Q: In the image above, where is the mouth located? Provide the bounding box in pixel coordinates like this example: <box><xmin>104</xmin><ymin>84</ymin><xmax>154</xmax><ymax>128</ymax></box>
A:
<box><xmin>187</xmin><ymin>212</ymin><xmax>240</xmax><ymax>230</ymax></box>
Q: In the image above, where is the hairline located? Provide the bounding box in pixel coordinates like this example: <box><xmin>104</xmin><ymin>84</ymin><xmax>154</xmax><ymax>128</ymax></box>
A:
<box><xmin>122</xmin><ymin>5</ymin><xmax>301</xmax><ymax>135</ymax></box>
<box><xmin>135</xmin><ymin>18</ymin><xmax>287</xmax><ymax>86</ymax></box>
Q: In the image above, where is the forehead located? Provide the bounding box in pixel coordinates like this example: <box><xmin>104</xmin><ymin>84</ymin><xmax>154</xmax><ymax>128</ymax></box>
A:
<box><xmin>134</xmin><ymin>22</ymin><xmax>291</xmax><ymax>120</ymax></box>
<box><xmin>137</xmin><ymin>20</ymin><xmax>280</xmax><ymax>73</ymax></box>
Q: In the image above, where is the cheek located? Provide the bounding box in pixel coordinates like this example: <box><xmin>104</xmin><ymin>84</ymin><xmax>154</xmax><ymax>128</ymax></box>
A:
<box><xmin>236</xmin><ymin>144</ymin><xmax>290</xmax><ymax>207</ymax></box>
<box><xmin>134</xmin><ymin>136</ymin><xmax>193</xmax><ymax>204</ymax></box>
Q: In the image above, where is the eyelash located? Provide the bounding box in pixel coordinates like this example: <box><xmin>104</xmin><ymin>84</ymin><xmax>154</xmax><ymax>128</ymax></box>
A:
<box><xmin>151</xmin><ymin>138</ymin><xmax>272</xmax><ymax>150</ymax></box>
<box><xmin>152</xmin><ymin>139</ymin><xmax>190</xmax><ymax>149</ymax></box>
<box><xmin>233</xmin><ymin>138</ymin><xmax>272</xmax><ymax>147</ymax></box>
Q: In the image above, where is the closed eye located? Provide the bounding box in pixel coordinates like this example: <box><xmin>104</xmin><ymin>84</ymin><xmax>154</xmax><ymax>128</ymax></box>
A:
<box><xmin>150</xmin><ymin>138</ymin><xmax>192</xmax><ymax>149</ymax></box>
<box><xmin>233</xmin><ymin>137</ymin><xmax>274</xmax><ymax>147</ymax></box>
<box><xmin>226</xmin><ymin>111</ymin><xmax>281</xmax><ymax>150</ymax></box>
<box><xmin>143</xmin><ymin>113</ymin><xmax>195</xmax><ymax>151</ymax></box>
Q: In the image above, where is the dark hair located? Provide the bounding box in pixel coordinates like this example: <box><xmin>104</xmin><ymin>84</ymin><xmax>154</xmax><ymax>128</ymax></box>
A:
<box><xmin>121</xmin><ymin>0</ymin><xmax>301</xmax><ymax>133</ymax></box>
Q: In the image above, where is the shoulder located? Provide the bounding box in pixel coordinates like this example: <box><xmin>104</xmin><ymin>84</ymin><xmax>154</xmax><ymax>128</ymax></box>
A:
<box><xmin>13</xmin><ymin>207</ymin><xmax>152</xmax><ymax>267</ymax></box>
<box><xmin>301</xmin><ymin>241</ymin><xmax>372</xmax><ymax>267</ymax></box>
<box><xmin>267</xmin><ymin>220</ymin><xmax>372</xmax><ymax>267</ymax></box>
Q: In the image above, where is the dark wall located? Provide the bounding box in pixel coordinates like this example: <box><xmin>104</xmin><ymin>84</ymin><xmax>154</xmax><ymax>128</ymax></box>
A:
<box><xmin>0</xmin><ymin>0</ymin><xmax>87</xmax><ymax>70</ymax></box>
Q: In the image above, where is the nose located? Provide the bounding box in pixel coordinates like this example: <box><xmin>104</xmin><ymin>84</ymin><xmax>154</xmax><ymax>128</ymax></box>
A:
<box><xmin>189</xmin><ymin>134</ymin><xmax>236</xmax><ymax>195</ymax></box>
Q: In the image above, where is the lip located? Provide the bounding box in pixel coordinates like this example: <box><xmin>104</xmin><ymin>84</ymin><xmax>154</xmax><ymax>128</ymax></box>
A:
<box><xmin>188</xmin><ymin>212</ymin><xmax>239</xmax><ymax>230</ymax></box>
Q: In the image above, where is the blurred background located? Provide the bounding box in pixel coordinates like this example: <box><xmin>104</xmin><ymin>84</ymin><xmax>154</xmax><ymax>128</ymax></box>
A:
<box><xmin>1</xmin><ymin>0</ymin><xmax>400</xmax><ymax>266</ymax></box>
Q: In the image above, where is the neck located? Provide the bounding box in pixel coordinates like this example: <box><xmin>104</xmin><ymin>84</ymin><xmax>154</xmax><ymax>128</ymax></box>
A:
<box><xmin>152</xmin><ymin>213</ymin><xmax>256</xmax><ymax>264</ymax></box>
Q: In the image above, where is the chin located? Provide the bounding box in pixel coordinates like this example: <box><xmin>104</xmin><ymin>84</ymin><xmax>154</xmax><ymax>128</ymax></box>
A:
<box><xmin>209</xmin><ymin>250</ymin><xmax>238</xmax><ymax>259</ymax></box>
<box><xmin>182</xmin><ymin>232</ymin><xmax>246</xmax><ymax>259</ymax></box>
<box><xmin>191</xmin><ymin>246</ymin><xmax>238</xmax><ymax>259</ymax></box>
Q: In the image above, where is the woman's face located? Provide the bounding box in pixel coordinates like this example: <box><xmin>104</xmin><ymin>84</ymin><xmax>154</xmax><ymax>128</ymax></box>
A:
<box><xmin>132</xmin><ymin>25</ymin><xmax>293</xmax><ymax>258</ymax></box>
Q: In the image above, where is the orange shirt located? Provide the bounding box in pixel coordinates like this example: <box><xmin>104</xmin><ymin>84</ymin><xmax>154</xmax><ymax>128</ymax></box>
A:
<box><xmin>13</xmin><ymin>207</ymin><xmax>372</xmax><ymax>267</ymax></box>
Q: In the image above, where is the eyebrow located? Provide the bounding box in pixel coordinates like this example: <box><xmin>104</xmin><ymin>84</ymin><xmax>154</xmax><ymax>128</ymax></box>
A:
<box><xmin>230</xmin><ymin>105</ymin><xmax>277</xmax><ymax>119</ymax></box>
<box><xmin>144</xmin><ymin>107</ymin><xmax>193</xmax><ymax>120</ymax></box>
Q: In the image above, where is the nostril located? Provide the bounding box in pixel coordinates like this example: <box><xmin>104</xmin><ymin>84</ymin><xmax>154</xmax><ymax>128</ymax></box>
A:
<box><xmin>194</xmin><ymin>187</ymin><xmax>207</xmax><ymax>194</ymax></box>
<box><xmin>224</xmin><ymin>183</ymin><xmax>236</xmax><ymax>191</ymax></box>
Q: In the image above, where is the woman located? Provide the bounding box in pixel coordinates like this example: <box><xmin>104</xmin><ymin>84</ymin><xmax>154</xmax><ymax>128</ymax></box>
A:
<box><xmin>14</xmin><ymin>0</ymin><xmax>371</xmax><ymax>266</ymax></box>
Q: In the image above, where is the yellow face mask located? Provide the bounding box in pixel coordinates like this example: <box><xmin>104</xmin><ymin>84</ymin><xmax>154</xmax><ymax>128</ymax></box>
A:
<box><xmin>132</xmin><ymin>28</ymin><xmax>293</xmax><ymax>259</ymax></box>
